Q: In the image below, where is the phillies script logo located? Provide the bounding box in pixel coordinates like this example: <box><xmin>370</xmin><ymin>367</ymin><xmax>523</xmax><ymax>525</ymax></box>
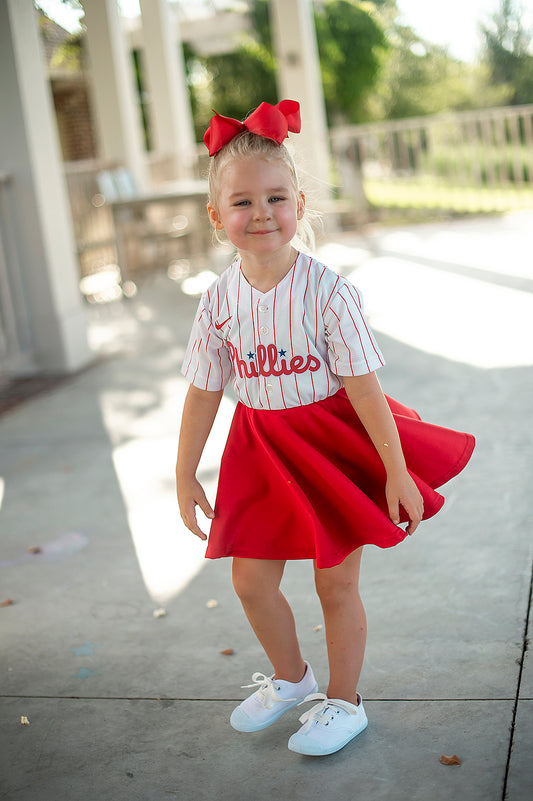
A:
<box><xmin>227</xmin><ymin>341</ymin><xmax>320</xmax><ymax>379</ymax></box>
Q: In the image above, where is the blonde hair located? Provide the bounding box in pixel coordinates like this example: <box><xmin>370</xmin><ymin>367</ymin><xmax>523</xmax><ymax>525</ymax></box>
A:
<box><xmin>207</xmin><ymin>132</ymin><xmax>318</xmax><ymax>252</ymax></box>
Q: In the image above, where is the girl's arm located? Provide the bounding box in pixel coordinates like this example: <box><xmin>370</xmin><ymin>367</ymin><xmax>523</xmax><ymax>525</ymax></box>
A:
<box><xmin>176</xmin><ymin>384</ymin><xmax>224</xmax><ymax>540</ymax></box>
<box><xmin>342</xmin><ymin>372</ymin><xmax>424</xmax><ymax>535</ymax></box>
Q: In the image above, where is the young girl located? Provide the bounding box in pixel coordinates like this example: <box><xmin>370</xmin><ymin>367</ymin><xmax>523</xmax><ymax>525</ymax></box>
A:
<box><xmin>176</xmin><ymin>100</ymin><xmax>474</xmax><ymax>757</ymax></box>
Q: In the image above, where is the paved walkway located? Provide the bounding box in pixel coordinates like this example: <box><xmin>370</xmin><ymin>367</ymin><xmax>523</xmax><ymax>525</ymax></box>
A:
<box><xmin>0</xmin><ymin>212</ymin><xmax>531</xmax><ymax>800</ymax></box>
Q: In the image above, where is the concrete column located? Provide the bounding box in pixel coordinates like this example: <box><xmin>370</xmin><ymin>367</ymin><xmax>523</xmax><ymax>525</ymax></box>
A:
<box><xmin>270</xmin><ymin>0</ymin><xmax>331</xmax><ymax>203</ymax></box>
<box><xmin>139</xmin><ymin>0</ymin><xmax>197</xmax><ymax>179</ymax></box>
<box><xmin>0</xmin><ymin>0</ymin><xmax>91</xmax><ymax>374</ymax></box>
<box><xmin>82</xmin><ymin>0</ymin><xmax>148</xmax><ymax>189</ymax></box>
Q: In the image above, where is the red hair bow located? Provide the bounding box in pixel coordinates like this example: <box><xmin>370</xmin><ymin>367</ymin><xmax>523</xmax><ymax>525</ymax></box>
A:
<box><xmin>204</xmin><ymin>100</ymin><xmax>301</xmax><ymax>156</ymax></box>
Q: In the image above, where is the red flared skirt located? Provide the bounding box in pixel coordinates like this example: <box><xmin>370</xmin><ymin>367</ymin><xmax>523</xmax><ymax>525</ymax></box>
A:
<box><xmin>206</xmin><ymin>389</ymin><xmax>475</xmax><ymax>568</ymax></box>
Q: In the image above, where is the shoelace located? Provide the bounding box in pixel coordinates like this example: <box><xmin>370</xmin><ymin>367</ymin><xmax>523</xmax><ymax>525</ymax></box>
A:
<box><xmin>297</xmin><ymin>693</ymin><xmax>359</xmax><ymax>727</ymax></box>
<box><xmin>242</xmin><ymin>672</ymin><xmax>297</xmax><ymax>710</ymax></box>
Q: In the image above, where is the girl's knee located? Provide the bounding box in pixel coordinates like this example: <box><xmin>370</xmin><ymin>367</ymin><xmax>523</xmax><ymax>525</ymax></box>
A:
<box><xmin>315</xmin><ymin>572</ymin><xmax>358</xmax><ymax>608</ymax></box>
<box><xmin>232</xmin><ymin>568</ymin><xmax>258</xmax><ymax>603</ymax></box>
<box><xmin>232</xmin><ymin>558</ymin><xmax>284</xmax><ymax>604</ymax></box>
<box><xmin>314</xmin><ymin>551</ymin><xmax>363</xmax><ymax>608</ymax></box>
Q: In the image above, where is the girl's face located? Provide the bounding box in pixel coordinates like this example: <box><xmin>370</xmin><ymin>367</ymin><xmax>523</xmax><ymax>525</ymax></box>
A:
<box><xmin>207</xmin><ymin>157</ymin><xmax>305</xmax><ymax>259</ymax></box>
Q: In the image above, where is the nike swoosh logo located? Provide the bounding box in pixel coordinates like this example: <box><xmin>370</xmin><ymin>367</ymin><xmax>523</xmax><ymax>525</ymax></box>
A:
<box><xmin>214</xmin><ymin>316</ymin><xmax>232</xmax><ymax>330</ymax></box>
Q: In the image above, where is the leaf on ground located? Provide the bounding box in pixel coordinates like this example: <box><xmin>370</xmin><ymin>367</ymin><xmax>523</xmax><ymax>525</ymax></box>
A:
<box><xmin>153</xmin><ymin>608</ymin><xmax>167</xmax><ymax>618</ymax></box>
<box><xmin>1</xmin><ymin>598</ymin><xmax>14</xmax><ymax>607</ymax></box>
<box><xmin>28</xmin><ymin>546</ymin><xmax>42</xmax><ymax>554</ymax></box>
<box><xmin>20</xmin><ymin>716</ymin><xmax>30</xmax><ymax>725</ymax></box>
<box><xmin>220</xmin><ymin>648</ymin><xmax>234</xmax><ymax>656</ymax></box>
<box><xmin>206</xmin><ymin>599</ymin><xmax>218</xmax><ymax>609</ymax></box>
<box><xmin>313</xmin><ymin>624</ymin><xmax>323</xmax><ymax>632</ymax></box>
<box><xmin>440</xmin><ymin>754</ymin><xmax>461</xmax><ymax>766</ymax></box>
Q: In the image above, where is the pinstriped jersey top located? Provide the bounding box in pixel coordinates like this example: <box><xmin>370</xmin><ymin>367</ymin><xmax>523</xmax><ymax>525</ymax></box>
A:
<box><xmin>182</xmin><ymin>251</ymin><xmax>385</xmax><ymax>410</ymax></box>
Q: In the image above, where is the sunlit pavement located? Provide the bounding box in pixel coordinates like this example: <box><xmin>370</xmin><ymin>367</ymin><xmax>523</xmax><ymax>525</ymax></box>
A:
<box><xmin>0</xmin><ymin>212</ymin><xmax>531</xmax><ymax>800</ymax></box>
<box><xmin>318</xmin><ymin>211</ymin><xmax>533</xmax><ymax>370</ymax></box>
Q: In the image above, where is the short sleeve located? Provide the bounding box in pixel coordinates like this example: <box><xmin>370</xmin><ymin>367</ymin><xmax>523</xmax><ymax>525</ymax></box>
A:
<box><xmin>323</xmin><ymin>280</ymin><xmax>385</xmax><ymax>376</ymax></box>
<box><xmin>181</xmin><ymin>294</ymin><xmax>232</xmax><ymax>391</ymax></box>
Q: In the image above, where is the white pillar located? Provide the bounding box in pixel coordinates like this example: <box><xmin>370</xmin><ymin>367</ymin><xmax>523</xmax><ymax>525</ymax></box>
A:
<box><xmin>139</xmin><ymin>0</ymin><xmax>197</xmax><ymax>179</ymax></box>
<box><xmin>270</xmin><ymin>0</ymin><xmax>331</xmax><ymax>203</ymax></box>
<box><xmin>82</xmin><ymin>0</ymin><xmax>148</xmax><ymax>190</ymax></box>
<box><xmin>0</xmin><ymin>0</ymin><xmax>91</xmax><ymax>374</ymax></box>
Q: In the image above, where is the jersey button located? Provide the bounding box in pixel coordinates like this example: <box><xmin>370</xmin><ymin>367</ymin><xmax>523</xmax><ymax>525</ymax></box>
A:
<box><xmin>266</xmin><ymin>383</ymin><xmax>274</xmax><ymax>392</ymax></box>
<box><xmin>260</xmin><ymin>326</ymin><xmax>270</xmax><ymax>335</ymax></box>
<box><xmin>258</xmin><ymin>304</ymin><xmax>269</xmax><ymax>313</ymax></box>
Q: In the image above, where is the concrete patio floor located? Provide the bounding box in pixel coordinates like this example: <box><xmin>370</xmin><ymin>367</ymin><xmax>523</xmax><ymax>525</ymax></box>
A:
<box><xmin>0</xmin><ymin>212</ymin><xmax>531</xmax><ymax>800</ymax></box>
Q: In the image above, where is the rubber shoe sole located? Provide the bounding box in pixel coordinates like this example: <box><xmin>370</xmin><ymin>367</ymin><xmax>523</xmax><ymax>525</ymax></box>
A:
<box><xmin>288</xmin><ymin>694</ymin><xmax>368</xmax><ymax>756</ymax></box>
<box><xmin>288</xmin><ymin>717</ymin><xmax>367</xmax><ymax>755</ymax></box>
<box><xmin>230</xmin><ymin>664</ymin><xmax>319</xmax><ymax>733</ymax></box>
<box><xmin>230</xmin><ymin>696</ymin><xmax>313</xmax><ymax>733</ymax></box>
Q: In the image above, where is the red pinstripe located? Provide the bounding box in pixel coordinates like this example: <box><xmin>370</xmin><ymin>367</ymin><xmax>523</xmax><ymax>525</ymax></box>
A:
<box><xmin>288</xmin><ymin>263</ymin><xmax>303</xmax><ymax>405</ymax></box>
<box><xmin>191</xmin><ymin>336</ymin><xmax>202</xmax><ymax>385</ymax></box>
<box><xmin>183</xmin><ymin>336</ymin><xmax>197</xmax><ymax>376</ymax></box>
<box><xmin>301</xmin><ymin>256</ymin><xmax>317</xmax><ymax>403</ymax></box>
<box><xmin>254</xmin><ymin>289</ymin><xmax>272</xmax><ymax>411</ymax></box>
<box><xmin>272</xmin><ymin>285</ymin><xmax>287</xmax><ymax>409</ymax></box>
<box><xmin>236</xmin><ymin>268</ymin><xmax>253</xmax><ymax>407</ymax></box>
<box><xmin>338</xmin><ymin>291</ymin><xmax>375</xmax><ymax>372</ymax></box>
<box><xmin>323</xmin><ymin>273</ymin><xmax>341</xmax><ymax>315</ymax></box>
<box><xmin>314</xmin><ymin>264</ymin><xmax>325</xmax><ymax>345</ymax></box>
<box><xmin>343</xmin><ymin>283</ymin><xmax>385</xmax><ymax>366</ymax></box>
<box><xmin>328</xmin><ymin>306</ymin><xmax>355</xmax><ymax>372</ymax></box>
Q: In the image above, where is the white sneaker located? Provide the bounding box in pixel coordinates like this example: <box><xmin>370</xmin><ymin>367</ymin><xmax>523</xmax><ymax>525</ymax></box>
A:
<box><xmin>288</xmin><ymin>692</ymin><xmax>368</xmax><ymax>756</ymax></box>
<box><xmin>230</xmin><ymin>662</ymin><xmax>318</xmax><ymax>733</ymax></box>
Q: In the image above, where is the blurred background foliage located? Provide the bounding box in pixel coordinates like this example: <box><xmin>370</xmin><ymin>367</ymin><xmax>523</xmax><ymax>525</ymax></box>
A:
<box><xmin>184</xmin><ymin>0</ymin><xmax>533</xmax><ymax>137</ymax></box>
<box><xmin>49</xmin><ymin>0</ymin><xmax>533</xmax><ymax>136</ymax></box>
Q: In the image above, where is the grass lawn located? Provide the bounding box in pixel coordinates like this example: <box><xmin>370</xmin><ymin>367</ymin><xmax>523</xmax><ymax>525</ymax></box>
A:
<box><xmin>365</xmin><ymin>178</ymin><xmax>533</xmax><ymax>213</ymax></box>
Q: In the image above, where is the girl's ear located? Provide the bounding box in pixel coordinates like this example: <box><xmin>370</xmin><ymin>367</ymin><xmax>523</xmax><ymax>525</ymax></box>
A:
<box><xmin>207</xmin><ymin>202</ymin><xmax>224</xmax><ymax>230</ymax></box>
<box><xmin>297</xmin><ymin>192</ymin><xmax>306</xmax><ymax>221</ymax></box>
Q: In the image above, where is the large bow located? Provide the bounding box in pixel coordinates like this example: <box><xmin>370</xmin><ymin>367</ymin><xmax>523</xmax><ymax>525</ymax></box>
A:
<box><xmin>204</xmin><ymin>100</ymin><xmax>301</xmax><ymax>156</ymax></box>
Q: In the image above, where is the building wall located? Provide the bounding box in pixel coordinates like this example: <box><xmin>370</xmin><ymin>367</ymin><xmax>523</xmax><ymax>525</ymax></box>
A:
<box><xmin>53</xmin><ymin>81</ymin><xmax>97</xmax><ymax>162</ymax></box>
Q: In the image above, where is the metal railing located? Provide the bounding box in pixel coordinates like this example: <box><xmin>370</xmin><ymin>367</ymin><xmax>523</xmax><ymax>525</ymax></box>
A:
<box><xmin>330</xmin><ymin>103</ymin><xmax>533</xmax><ymax>217</ymax></box>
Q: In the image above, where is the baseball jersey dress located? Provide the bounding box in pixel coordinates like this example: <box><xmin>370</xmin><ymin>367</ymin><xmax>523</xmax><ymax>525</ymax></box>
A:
<box><xmin>182</xmin><ymin>252</ymin><xmax>475</xmax><ymax>568</ymax></box>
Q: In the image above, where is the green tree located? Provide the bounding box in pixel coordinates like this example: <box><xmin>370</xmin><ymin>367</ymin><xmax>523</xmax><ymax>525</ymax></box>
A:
<box><xmin>185</xmin><ymin>0</ymin><xmax>387</xmax><ymax>133</ymax></box>
<box><xmin>481</xmin><ymin>0</ymin><xmax>533</xmax><ymax>104</ymax></box>
<box><xmin>368</xmin><ymin>0</ymin><xmax>514</xmax><ymax>120</ymax></box>
<box><xmin>371</xmin><ymin>34</ymin><xmax>509</xmax><ymax>119</ymax></box>
<box><xmin>185</xmin><ymin>0</ymin><xmax>277</xmax><ymax>139</ymax></box>
<box><xmin>314</xmin><ymin>0</ymin><xmax>387</xmax><ymax>123</ymax></box>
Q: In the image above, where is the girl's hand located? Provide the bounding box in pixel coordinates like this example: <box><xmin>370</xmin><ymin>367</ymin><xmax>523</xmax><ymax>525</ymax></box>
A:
<box><xmin>177</xmin><ymin>476</ymin><xmax>215</xmax><ymax>541</ymax></box>
<box><xmin>175</xmin><ymin>385</ymin><xmax>222</xmax><ymax>541</ymax></box>
<box><xmin>385</xmin><ymin>471</ymin><xmax>424</xmax><ymax>536</ymax></box>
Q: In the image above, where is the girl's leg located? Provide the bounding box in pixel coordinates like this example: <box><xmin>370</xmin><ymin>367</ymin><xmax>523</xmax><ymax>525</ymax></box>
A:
<box><xmin>232</xmin><ymin>557</ymin><xmax>306</xmax><ymax>683</ymax></box>
<box><xmin>313</xmin><ymin>547</ymin><xmax>366</xmax><ymax>705</ymax></box>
